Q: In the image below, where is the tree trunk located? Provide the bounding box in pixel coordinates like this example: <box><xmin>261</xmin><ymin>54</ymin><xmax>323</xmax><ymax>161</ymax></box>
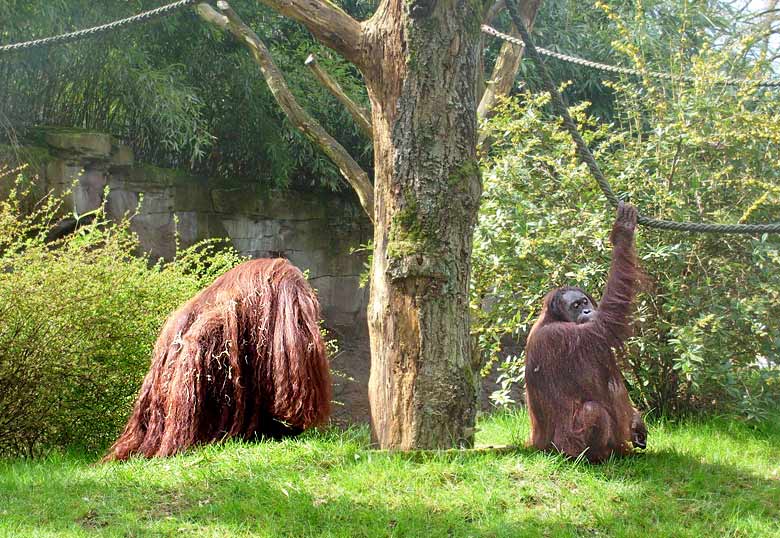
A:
<box><xmin>363</xmin><ymin>1</ymin><xmax>484</xmax><ymax>449</ymax></box>
<box><xmin>203</xmin><ymin>0</ymin><xmax>533</xmax><ymax>449</ymax></box>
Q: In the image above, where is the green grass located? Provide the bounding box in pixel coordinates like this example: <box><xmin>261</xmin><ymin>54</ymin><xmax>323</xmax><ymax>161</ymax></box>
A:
<box><xmin>1</xmin><ymin>412</ymin><xmax>779</xmax><ymax>538</ymax></box>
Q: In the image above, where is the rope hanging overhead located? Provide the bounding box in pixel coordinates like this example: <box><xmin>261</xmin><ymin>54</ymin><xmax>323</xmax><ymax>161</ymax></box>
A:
<box><xmin>1</xmin><ymin>0</ymin><xmax>778</xmax><ymax>234</ymax></box>
<box><xmin>0</xmin><ymin>0</ymin><xmax>198</xmax><ymax>53</ymax></box>
<box><xmin>482</xmin><ymin>24</ymin><xmax>780</xmax><ymax>89</ymax></box>
<box><xmin>502</xmin><ymin>0</ymin><xmax>780</xmax><ymax>235</ymax></box>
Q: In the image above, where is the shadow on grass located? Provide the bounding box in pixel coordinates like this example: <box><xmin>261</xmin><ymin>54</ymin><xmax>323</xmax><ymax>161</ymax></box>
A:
<box><xmin>570</xmin><ymin>446</ymin><xmax>780</xmax><ymax>535</ymax></box>
<box><xmin>2</xmin><ymin>441</ymin><xmax>778</xmax><ymax>538</ymax></box>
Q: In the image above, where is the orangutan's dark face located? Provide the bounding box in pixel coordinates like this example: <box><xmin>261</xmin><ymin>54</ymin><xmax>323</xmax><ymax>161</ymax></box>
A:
<box><xmin>560</xmin><ymin>289</ymin><xmax>596</xmax><ymax>324</ymax></box>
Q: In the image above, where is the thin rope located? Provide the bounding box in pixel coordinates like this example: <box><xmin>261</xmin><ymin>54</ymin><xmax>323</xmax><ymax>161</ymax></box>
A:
<box><xmin>502</xmin><ymin>0</ymin><xmax>780</xmax><ymax>234</ymax></box>
<box><xmin>482</xmin><ymin>24</ymin><xmax>780</xmax><ymax>89</ymax></box>
<box><xmin>0</xmin><ymin>0</ymin><xmax>198</xmax><ymax>53</ymax></box>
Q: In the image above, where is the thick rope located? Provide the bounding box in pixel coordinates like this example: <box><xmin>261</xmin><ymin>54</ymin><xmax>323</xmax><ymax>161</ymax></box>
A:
<box><xmin>502</xmin><ymin>0</ymin><xmax>780</xmax><ymax>235</ymax></box>
<box><xmin>0</xmin><ymin>0</ymin><xmax>198</xmax><ymax>53</ymax></box>
<box><xmin>2</xmin><ymin>1</ymin><xmax>777</xmax><ymax>233</ymax></box>
<box><xmin>482</xmin><ymin>24</ymin><xmax>780</xmax><ymax>89</ymax></box>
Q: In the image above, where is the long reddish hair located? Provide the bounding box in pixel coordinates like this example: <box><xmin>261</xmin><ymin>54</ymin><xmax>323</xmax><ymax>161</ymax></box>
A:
<box><xmin>104</xmin><ymin>258</ymin><xmax>331</xmax><ymax>461</ymax></box>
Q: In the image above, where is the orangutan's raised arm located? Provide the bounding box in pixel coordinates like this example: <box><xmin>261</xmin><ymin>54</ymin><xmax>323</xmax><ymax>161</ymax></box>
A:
<box><xmin>524</xmin><ymin>202</ymin><xmax>646</xmax><ymax>463</ymax></box>
<box><xmin>525</xmin><ymin>202</ymin><xmax>642</xmax><ymax>352</ymax></box>
<box><xmin>591</xmin><ymin>202</ymin><xmax>641</xmax><ymax>344</ymax></box>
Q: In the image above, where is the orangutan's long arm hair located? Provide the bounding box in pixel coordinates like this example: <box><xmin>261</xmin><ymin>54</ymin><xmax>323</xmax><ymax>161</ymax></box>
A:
<box><xmin>524</xmin><ymin>203</ymin><xmax>644</xmax><ymax>462</ymax></box>
<box><xmin>104</xmin><ymin>258</ymin><xmax>331</xmax><ymax>461</ymax></box>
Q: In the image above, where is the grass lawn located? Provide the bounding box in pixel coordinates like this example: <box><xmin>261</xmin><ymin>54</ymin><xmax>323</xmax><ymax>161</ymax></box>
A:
<box><xmin>0</xmin><ymin>411</ymin><xmax>778</xmax><ymax>538</ymax></box>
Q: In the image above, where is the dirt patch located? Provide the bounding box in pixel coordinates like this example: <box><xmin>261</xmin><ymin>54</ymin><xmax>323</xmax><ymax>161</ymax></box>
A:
<box><xmin>76</xmin><ymin>509</ymin><xmax>109</xmax><ymax>529</ymax></box>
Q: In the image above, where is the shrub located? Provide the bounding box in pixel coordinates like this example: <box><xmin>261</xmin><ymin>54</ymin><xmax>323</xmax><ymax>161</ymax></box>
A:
<box><xmin>0</xmin><ymin>168</ymin><xmax>243</xmax><ymax>456</ymax></box>
<box><xmin>473</xmin><ymin>36</ymin><xmax>780</xmax><ymax>420</ymax></box>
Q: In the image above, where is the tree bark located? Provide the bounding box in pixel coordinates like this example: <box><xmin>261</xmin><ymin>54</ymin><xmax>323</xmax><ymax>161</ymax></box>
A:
<box><xmin>362</xmin><ymin>0</ymin><xmax>485</xmax><ymax>449</ymax></box>
<box><xmin>198</xmin><ymin>0</ymin><xmax>540</xmax><ymax>449</ymax></box>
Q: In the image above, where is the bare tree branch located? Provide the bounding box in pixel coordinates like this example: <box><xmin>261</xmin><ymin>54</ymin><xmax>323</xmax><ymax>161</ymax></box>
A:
<box><xmin>477</xmin><ymin>0</ymin><xmax>506</xmax><ymax>96</ymax></box>
<box><xmin>477</xmin><ymin>0</ymin><xmax>542</xmax><ymax>151</ymax></box>
<box><xmin>744</xmin><ymin>7</ymin><xmax>780</xmax><ymax>20</ymax></box>
<box><xmin>479</xmin><ymin>0</ymin><xmax>508</xmax><ymax>98</ymax></box>
<box><xmin>197</xmin><ymin>2</ymin><xmax>374</xmax><ymax>220</ymax></box>
<box><xmin>477</xmin><ymin>41</ymin><xmax>523</xmax><ymax>123</ymax></box>
<box><xmin>478</xmin><ymin>0</ymin><xmax>541</xmax><ymax>122</ymax></box>
<box><xmin>483</xmin><ymin>0</ymin><xmax>505</xmax><ymax>27</ymax></box>
<box><xmin>253</xmin><ymin>0</ymin><xmax>365</xmax><ymax>67</ymax></box>
<box><xmin>305</xmin><ymin>54</ymin><xmax>373</xmax><ymax>138</ymax></box>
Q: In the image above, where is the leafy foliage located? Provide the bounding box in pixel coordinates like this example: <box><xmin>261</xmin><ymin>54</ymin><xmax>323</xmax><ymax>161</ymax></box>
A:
<box><xmin>473</xmin><ymin>7</ymin><xmax>780</xmax><ymax>420</ymax></box>
<box><xmin>486</xmin><ymin>0</ymin><xmax>778</xmax><ymax>119</ymax></box>
<box><xmin>0</xmin><ymin>0</ymin><xmax>373</xmax><ymax>189</ymax></box>
<box><xmin>0</xmin><ymin>168</ymin><xmax>244</xmax><ymax>456</ymax></box>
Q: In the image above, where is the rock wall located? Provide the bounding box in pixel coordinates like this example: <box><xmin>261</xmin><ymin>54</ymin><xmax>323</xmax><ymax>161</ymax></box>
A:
<box><xmin>5</xmin><ymin>128</ymin><xmax>509</xmax><ymax>425</ymax></box>
<box><xmin>7</xmin><ymin>129</ymin><xmax>373</xmax><ymax>424</ymax></box>
<box><xmin>104</xmin><ymin>166</ymin><xmax>372</xmax><ymax>329</ymax></box>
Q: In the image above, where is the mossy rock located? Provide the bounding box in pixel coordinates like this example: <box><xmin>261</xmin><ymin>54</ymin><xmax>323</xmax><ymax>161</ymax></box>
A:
<box><xmin>110</xmin><ymin>143</ymin><xmax>134</xmax><ymax>168</ymax></box>
<box><xmin>43</xmin><ymin>128</ymin><xmax>113</xmax><ymax>161</ymax></box>
<box><xmin>0</xmin><ymin>144</ymin><xmax>53</xmax><ymax>169</ymax></box>
<box><xmin>173</xmin><ymin>178</ymin><xmax>214</xmax><ymax>213</ymax></box>
<box><xmin>121</xmin><ymin>164</ymin><xmax>190</xmax><ymax>188</ymax></box>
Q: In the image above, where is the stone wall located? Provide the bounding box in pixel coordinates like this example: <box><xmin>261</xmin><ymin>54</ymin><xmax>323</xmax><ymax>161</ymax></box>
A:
<box><xmin>104</xmin><ymin>166</ymin><xmax>372</xmax><ymax>329</ymax></box>
<box><xmin>5</xmin><ymin>128</ymin><xmax>509</xmax><ymax>425</ymax></box>
<box><xmin>7</xmin><ymin>129</ymin><xmax>373</xmax><ymax>424</ymax></box>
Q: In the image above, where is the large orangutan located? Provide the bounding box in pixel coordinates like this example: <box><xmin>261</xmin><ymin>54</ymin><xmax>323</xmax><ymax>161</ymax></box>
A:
<box><xmin>104</xmin><ymin>258</ymin><xmax>331</xmax><ymax>461</ymax></box>
<box><xmin>524</xmin><ymin>202</ymin><xmax>647</xmax><ymax>463</ymax></box>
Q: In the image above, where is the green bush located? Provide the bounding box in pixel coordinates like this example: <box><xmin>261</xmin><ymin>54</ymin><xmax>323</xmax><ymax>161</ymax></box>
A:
<box><xmin>473</xmin><ymin>27</ymin><xmax>780</xmax><ymax>420</ymax></box>
<box><xmin>0</xmin><ymin>169</ymin><xmax>243</xmax><ymax>456</ymax></box>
